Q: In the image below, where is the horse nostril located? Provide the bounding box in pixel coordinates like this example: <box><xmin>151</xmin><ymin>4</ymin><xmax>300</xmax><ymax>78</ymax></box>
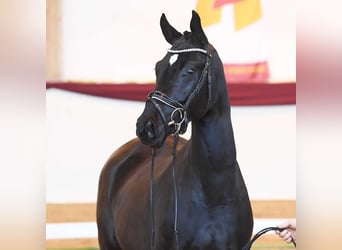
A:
<box><xmin>145</xmin><ymin>121</ymin><xmax>155</xmax><ymax>139</ymax></box>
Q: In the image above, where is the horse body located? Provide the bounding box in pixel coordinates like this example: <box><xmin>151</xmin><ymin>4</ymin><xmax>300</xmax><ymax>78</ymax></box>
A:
<box><xmin>97</xmin><ymin>11</ymin><xmax>253</xmax><ymax>250</ymax></box>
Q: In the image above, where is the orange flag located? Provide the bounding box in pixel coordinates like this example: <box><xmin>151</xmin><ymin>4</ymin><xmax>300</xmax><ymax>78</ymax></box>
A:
<box><xmin>196</xmin><ymin>0</ymin><xmax>269</xmax><ymax>83</ymax></box>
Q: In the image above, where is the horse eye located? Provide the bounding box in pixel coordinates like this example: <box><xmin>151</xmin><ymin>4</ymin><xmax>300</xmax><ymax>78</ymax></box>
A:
<box><xmin>187</xmin><ymin>69</ymin><xmax>194</xmax><ymax>74</ymax></box>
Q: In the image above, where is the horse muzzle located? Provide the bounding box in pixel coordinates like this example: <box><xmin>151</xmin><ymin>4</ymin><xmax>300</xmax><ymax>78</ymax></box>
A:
<box><xmin>136</xmin><ymin>91</ymin><xmax>191</xmax><ymax>147</ymax></box>
<box><xmin>136</xmin><ymin>113</ymin><xmax>167</xmax><ymax>148</ymax></box>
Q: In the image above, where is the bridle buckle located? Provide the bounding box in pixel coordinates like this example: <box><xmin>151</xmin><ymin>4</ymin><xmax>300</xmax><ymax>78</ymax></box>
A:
<box><xmin>168</xmin><ymin>108</ymin><xmax>187</xmax><ymax>134</ymax></box>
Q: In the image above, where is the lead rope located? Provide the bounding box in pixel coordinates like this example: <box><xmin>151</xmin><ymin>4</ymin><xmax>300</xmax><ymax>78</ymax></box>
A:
<box><xmin>149</xmin><ymin>134</ymin><xmax>180</xmax><ymax>250</ymax></box>
<box><xmin>241</xmin><ymin>226</ymin><xmax>296</xmax><ymax>250</ymax></box>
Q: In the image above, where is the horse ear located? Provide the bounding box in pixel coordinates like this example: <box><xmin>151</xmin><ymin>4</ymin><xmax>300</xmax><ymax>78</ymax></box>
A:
<box><xmin>190</xmin><ymin>10</ymin><xmax>208</xmax><ymax>45</ymax></box>
<box><xmin>160</xmin><ymin>13</ymin><xmax>182</xmax><ymax>45</ymax></box>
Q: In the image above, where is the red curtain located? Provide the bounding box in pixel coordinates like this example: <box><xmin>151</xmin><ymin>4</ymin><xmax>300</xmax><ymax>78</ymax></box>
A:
<box><xmin>46</xmin><ymin>82</ymin><xmax>295</xmax><ymax>106</ymax></box>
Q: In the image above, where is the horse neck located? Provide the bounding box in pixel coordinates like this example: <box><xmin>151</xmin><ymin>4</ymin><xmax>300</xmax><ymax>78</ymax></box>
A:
<box><xmin>190</xmin><ymin>100</ymin><xmax>236</xmax><ymax>170</ymax></box>
<box><xmin>187</xmin><ymin>93</ymin><xmax>239</xmax><ymax>204</ymax></box>
<box><xmin>189</xmin><ymin>55</ymin><xmax>237</xmax><ymax>170</ymax></box>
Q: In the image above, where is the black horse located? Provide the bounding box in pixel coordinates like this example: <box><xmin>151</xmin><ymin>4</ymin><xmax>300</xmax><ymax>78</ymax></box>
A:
<box><xmin>97</xmin><ymin>11</ymin><xmax>253</xmax><ymax>250</ymax></box>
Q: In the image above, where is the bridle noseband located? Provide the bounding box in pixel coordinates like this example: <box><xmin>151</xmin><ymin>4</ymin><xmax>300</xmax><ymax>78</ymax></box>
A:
<box><xmin>147</xmin><ymin>90</ymin><xmax>187</xmax><ymax>134</ymax></box>
<box><xmin>147</xmin><ymin>47</ymin><xmax>212</xmax><ymax>135</ymax></box>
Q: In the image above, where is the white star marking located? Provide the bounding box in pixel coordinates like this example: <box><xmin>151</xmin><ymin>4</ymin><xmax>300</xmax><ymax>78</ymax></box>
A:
<box><xmin>169</xmin><ymin>54</ymin><xmax>179</xmax><ymax>66</ymax></box>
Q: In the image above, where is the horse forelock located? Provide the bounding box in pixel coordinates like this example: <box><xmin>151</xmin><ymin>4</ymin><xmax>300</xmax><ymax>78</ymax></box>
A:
<box><xmin>183</xmin><ymin>31</ymin><xmax>191</xmax><ymax>39</ymax></box>
<box><xmin>171</xmin><ymin>32</ymin><xmax>205</xmax><ymax>51</ymax></box>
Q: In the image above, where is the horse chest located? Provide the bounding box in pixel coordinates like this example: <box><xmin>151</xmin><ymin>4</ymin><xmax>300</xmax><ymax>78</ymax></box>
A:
<box><xmin>179</xmin><ymin>204</ymin><xmax>238</xmax><ymax>249</ymax></box>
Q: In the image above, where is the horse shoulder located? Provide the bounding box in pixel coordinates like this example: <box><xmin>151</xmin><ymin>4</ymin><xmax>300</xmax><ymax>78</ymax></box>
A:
<box><xmin>98</xmin><ymin>138</ymin><xmax>150</xmax><ymax>200</ymax></box>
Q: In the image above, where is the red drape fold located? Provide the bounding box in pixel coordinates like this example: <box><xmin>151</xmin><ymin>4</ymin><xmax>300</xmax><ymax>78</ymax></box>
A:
<box><xmin>46</xmin><ymin>82</ymin><xmax>295</xmax><ymax>106</ymax></box>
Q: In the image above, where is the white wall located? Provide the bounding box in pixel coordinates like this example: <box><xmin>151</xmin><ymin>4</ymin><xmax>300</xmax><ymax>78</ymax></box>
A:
<box><xmin>46</xmin><ymin>89</ymin><xmax>295</xmax><ymax>203</ymax></box>
<box><xmin>263</xmin><ymin>0</ymin><xmax>296</xmax><ymax>81</ymax></box>
<box><xmin>60</xmin><ymin>0</ymin><xmax>296</xmax><ymax>82</ymax></box>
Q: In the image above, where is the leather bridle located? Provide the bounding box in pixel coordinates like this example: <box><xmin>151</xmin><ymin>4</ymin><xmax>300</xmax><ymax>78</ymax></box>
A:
<box><xmin>148</xmin><ymin>47</ymin><xmax>212</xmax><ymax>250</ymax></box>
<box><xmin>147</xmin><ymin>47</ymin><xmax>212</xmax><ymax>135</ymax></box>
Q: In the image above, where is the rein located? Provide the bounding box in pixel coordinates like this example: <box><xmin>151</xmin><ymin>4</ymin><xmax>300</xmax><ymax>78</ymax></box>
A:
<box><xmin>148</xmin><ymin>47</ymin><xmax>211</xmax><ymax>250</ymax></box>
<box><xmin>242</xmin><ymin>226</ymin><xmax>296</xmax><ymax>249</ymax></box>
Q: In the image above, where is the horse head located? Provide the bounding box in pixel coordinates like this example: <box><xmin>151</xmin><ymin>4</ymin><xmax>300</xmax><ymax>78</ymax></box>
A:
<box><xmin>136</xmin><ymin>10</ymin><xmax>215</xmax><ymax>148</ymax></box>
